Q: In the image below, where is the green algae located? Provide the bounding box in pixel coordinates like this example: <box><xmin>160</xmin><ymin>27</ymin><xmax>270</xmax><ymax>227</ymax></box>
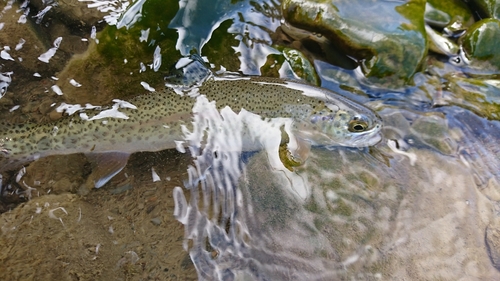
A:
<box><xmin>56</xmin><ymin>0</ymin><xmax>181</xmax><ymax>104</ymax></box>
<box><xmin>446</xmin><ymin>76</ymin><xmax>500</xmax><ymax>120</ymax></box>
<box><xmin>201</xmin><ymin>19</ymin><xmax>241</xmax><ymax>71</ymax></box>
<box><xmin>281</xmin><ymin>47</ymin><xmax>320</xmax><ymax>85</ymax></box>
<box><xmin>471</xmin><ymin>0</ymin><xmax>500</xmax><ymax>19</ymax></box>
<box><xmin>461</xmin><ymin>18</ymin><xmax>500</xmax><ymax>71</ymax></box>
<box><xmin>425</xmin><ymin>0</ymin><xmax>473</xmax><ymax>28</ymax></box>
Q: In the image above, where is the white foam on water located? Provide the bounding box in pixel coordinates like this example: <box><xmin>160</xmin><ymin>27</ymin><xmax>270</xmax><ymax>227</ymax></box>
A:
<box><xmin>38</xmin><ymin>37</ymin><xmax>62</xmax><ymax>63</ymax></box>
<box><xmin>69</xmin><ymin>79</ymin><xmax>82</xmax><ymax>87</ymax></box>
<box><xmin>51</xmin><ymin>85</ymin><xmax>63</xmax><ymax>96</ymax></box>
<box><xmin>115</xmin><ymin>0</ymin><xmax>146</xmax><ymax>29</ymax></box>
<box><xmin>151</xmin><ymin>45</ymin><xmax>161</xmax><ymax>72</ymax></box>
<box><xmin>33</xmin><ymin>5</ymin><xmax>52</xmax><ymax>24</ymax></box>
<box><xmin>139</xmin><ymin>28</ymin><xmax>149</xmax><ymax>42</ymax></box>
<box><xmin>151</xmin><ymin>167</ymin><xmax>160</xmax><ymax>182</ymax></box>
<box><xmin>0</xmin><ymin>71</ymin><xmax>13</xmax><ymax>97</ymax></box>
<box><xmin>140</xmin><ymin>81</ymin><xmax>155</xmax><ymax>92</ymax></box>
<box><xmin>0</xmin><ymin>49</ymin><xmax>14</xmax><ymax>61</ymax></box>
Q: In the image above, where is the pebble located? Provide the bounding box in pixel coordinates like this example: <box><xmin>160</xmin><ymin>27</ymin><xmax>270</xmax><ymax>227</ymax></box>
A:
<box><xmin>151</xmin><ymin>217</ymin><xmax>161</xmax><ymax>225</ymax></box>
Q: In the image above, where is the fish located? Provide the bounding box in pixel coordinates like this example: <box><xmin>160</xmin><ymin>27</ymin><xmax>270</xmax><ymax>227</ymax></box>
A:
<box><xmin>0</xmin><ymin>76</ymin><xmax>382</xmax><ymax>187</ymax></box>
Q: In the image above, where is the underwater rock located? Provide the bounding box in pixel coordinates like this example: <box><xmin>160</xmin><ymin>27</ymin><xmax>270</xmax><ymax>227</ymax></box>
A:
<box><xmin>281</xmin><ymin>47</ymin><xmax>319</xmax><ymax>85</ymax></box>
<box><xmin>424</xmin><ymin>0</ymin><xmax>472</xmax><ymax>56</ymax></box>
<box><xmin>54</xmin><ymin>0</ymin><xmax>181</xmax><ymax>104</ymax></box>
<box><xmin>273</xmin><ymin>24</ymin><xmax>358</xmax><ymax>72</ymax></box>
<box><xmin>470</xmin><ymin>0</ymin><xmax>500</xmax><ymax>19</ymax></box>
<box><xmin>420</xmin><ymin>62</ymin><xmax>500</xmax><ymax>121</ymax></box>
<box><xmin>281</xmin><ymin>0</ymin><xmax>428</xmax><ymax>87</ymax></box>
<box><xmin>461</xmin><ymin>18</ymin><xmax>500</xmax><ymax>72</ymax></box>
<box><xmin>425</xmin><ymin>0</ymin><xmax>473</xmax><ymax>29</ymax></box>
<box><xmin>259</xmin><ymin>45</ymin><xmax>320</xmax><ymax>85</ymax></box>
<box><xmin>426</xmin><ymin>25</ymin><xmax>459</xmax><ymax>56</ymax></box>
<box><xmin>30</xmin><ymin>0</ymin><xmax>106</xmax><ymax>27</ymax></box>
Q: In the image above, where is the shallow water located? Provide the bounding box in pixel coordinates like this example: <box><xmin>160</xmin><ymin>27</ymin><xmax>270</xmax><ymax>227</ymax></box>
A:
<box><xmin>1</xmin><ymin>0</ymin><xmax>500</xmax><ymax>280</ymax></box>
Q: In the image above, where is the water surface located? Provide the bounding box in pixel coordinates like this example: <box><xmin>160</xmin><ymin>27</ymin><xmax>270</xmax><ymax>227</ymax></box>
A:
<box><xmin>1</xmin><ymin>0</ymin><xmax>500</xmax><ymax>280</ymax></box>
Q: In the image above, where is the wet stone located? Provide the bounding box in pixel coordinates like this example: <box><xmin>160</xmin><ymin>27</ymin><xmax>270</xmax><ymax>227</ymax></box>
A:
<box><xmin>282</xmin><ymin>0</ymin><xmax>427</xmax><ymax>87</ymax></box>
<box><xmin>425</xmin><ymin>0</ymin><xmax>473</xmax><ymax>29</ymax></box>
<box><xmin>151</xmin><ymin>217</ymin><xmax>161</xmax><ymax>225</ymax></box>
<box><xmin>461</xmin><ymin>18</ymin><xmax>500</xmax><ymax>72</ymax></box>
<box><xmin>470</xmin><ymin>0</ymin><xmax>500</xmax><ymax>19</ymax></box>
<box><xmin>426</xmin><ymin>25</ymin><xmax>459</xmax><ymax>56</ymax></box>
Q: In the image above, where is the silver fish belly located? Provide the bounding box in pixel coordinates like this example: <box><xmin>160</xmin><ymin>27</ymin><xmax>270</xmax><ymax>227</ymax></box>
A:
<box><xmin>0</xmin><ymin>77</ymin><xmax>382</xmax><ymax>176</ymax></box>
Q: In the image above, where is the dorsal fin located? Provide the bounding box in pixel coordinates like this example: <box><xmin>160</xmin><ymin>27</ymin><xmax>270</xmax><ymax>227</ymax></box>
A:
<box><xmin>85</xmin><ymin>152</ymin><xmax>130</xmax><ymax>188</ymax></box>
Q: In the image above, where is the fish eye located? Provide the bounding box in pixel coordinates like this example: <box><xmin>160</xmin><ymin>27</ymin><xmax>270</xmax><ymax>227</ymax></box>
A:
<box><xmin>348</xmin><ymin>117</ymin><xmax>369</xmax><ymax>132</ymax></box>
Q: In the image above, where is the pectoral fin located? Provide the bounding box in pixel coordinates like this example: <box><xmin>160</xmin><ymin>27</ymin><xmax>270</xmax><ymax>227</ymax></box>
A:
<box><xmin>279</xmin><ymin>135</ymin><xmax>311</xmax><ymax>171</ymax></box>
<box><xmin>85</xmin><ymin>152</ymin><xmax>130</xmax><ymax>188</ymax></box>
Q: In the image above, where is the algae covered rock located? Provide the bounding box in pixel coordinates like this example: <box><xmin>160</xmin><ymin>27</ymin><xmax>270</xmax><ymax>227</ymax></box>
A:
<box><xmin>54</xmin><ymin>0</ymin><xmax>181</xmax><ymax>104</ymax></box>
<box><xmin>461</xmin><ymin>18</ymin><xmax>500</xmax><ymax>72</ymax></box>
<box><xmin>445</xmin><ymin>76</ymin><xmax>500</xmax><ymax>120</ymax></box>
<box><xmin>470</xmin><ymin>0</ymin><xmax>500</xmax><ymax>19</ymax></box>
<box><xmin>282</xmin><ymin>0</ymin><xmax>428</xmax><ymax>87</ymax></box>
<box><xmin>425</xmin><ymin>0</ymin><xmax>474</xmax><ymax>29</ymax></box>
<box><xmin>30</xmin><ymin>0</ymin><xmax>106</xmax><ymax>27</ymax></box>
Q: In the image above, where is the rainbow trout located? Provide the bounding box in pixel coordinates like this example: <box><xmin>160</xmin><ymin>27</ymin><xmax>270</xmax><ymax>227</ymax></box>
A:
<box><xmin>0</xmin><ymin>76</ymin><xmax>382</xmax><ymax>187</ymax></box>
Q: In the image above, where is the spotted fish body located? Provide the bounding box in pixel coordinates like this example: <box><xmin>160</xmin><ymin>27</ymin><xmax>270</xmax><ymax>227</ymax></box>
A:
<box><xmin>0</xmin><ymin>77</ymin><xmax>382</xmax><ymax>173</ymax></box>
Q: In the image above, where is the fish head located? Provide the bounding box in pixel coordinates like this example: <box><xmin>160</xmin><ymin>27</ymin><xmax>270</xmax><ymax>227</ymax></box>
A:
<box><xmin>292</xmin><ymin>101</ymin><xmax>383</xmax><ymax>148</ymax></box>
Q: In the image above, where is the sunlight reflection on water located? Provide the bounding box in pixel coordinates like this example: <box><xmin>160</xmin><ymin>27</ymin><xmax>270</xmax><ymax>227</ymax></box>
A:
<box><xmin>172</xmin><ymin>96</ymin><xmax>500</xmax><ymax>279</ymax></box>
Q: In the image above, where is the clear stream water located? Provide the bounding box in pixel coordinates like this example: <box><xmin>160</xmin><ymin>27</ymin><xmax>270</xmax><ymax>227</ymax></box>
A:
<box><xmin>2</xmin><ymin>0</ymin><xmax>500</xmax><ymax>280</ymax></box>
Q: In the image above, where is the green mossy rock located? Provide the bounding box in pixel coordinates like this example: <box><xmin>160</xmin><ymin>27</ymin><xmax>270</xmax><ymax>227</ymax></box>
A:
<box><xmin>425</xmin><ymin>0</ymin><xmax>474</xmax><ymax>28</ymax></box>
<box><xmin>461</xmin><ymin>18</ymin><xmax>500</xmax><ymax>72</ymax></box>
<box><xmin>446</xmin><ymin>76</ymin><xmax>500</xmax><ymax>120</ymax></box>
<box><xmin>55</xmin><ymin>0</ymin><xmax>181</xmax><ymax>104</ymax></box>
<box><xmin>470</xmin><ymin>0</ymin><xmax>500</xmax><ymax>19</ymax></box>
<box><xmin>282</xmin><ymin>0</ymin><xmax>428</xmax><ymax>87</ymax></box>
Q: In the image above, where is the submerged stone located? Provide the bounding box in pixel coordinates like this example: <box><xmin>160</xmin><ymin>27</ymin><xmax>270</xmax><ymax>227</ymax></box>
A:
<box><xmin>425</xmin><ymin>0</ymin><xmax>473</xmax><ymax>29</ymax></box>
<box><xmin>30</xmin><ymin>0</ymin><xmax>105</xmax><ymax>27</ymax></box>
<box><xmin>461</xmin><ymin>18</ymin><xmax>500</xmax><ymax>72</ymax></box>
<box><xmin>470</xmin><ymin>0</ymin><xmax>500</xmax><ymax>19</ymax></box>
<box><xmin>426</xmin><ymin>25</ymin><xmax>459</xmax><ymax>56</ymax></box>
<box><xmin>279</xmin><ymin>47</ymin><xmax>319</xmax><ymax>85</ymax></box>
<box><xmin>443</xmin><ymin>76</ymin><xmax>500</xmax><ymax>120</ymax></box>
<box><xmin>54</xmin><ymin>0</ymin><xmax>181</xmax><ymax>104</ymax></box>
<box><xmin>281</xmin><ymin>0</ymin><xmax>427</xmax><ymax>87</ymax></box>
